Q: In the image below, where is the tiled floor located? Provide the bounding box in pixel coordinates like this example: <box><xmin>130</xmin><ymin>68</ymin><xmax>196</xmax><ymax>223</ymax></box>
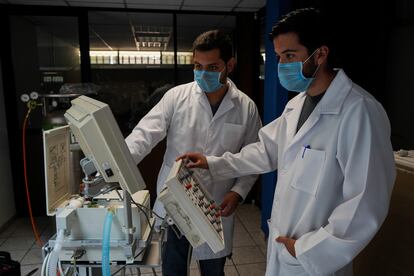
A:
<box><xmin>0</xmin><ymin>204</ymin><xmax>266</xmax><ymax>276</ymax></box>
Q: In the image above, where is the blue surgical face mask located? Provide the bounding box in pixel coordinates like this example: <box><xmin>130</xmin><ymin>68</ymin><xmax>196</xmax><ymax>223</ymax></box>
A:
<box><xmin>277</xmin><ymin>48</ymin><xmax>320</xmax><ymax>92</ymax></box>
<box><xmin>194</xmin><ymin>69</ymin><xmax>225</xmax><ymax>93</ymax></box>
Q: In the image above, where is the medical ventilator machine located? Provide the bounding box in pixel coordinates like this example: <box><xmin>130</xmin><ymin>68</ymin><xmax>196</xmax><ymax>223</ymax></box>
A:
<box><xmin>41</xmin><ymin>96</ymin><xmax>224</xmax><ymax>275</ymax></box>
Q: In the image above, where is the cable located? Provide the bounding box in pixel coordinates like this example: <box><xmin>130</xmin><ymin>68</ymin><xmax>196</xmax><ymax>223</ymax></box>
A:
<box><xmin>114</xmin><ymin>189</ymin><xmax>164</xmax><ymax>220</ymax></box>
<box><xmin>71</xmin><ymin>257</ymin><xmax>79</xmax><ymax>276</ymax></box>
<box><xmin>130</xmin><ymin>194</ymin><xmax>164</xmax><ymax>220</ymax></box>
<box><xmin>110</xmin><ymin>246</ymin><xmax>148</xmax><ymax>276</ymax></box>
<box><xmin>130</xmin><ymin>198</ymin><xmax>151</xmax><ymax>226</ymax></box>
<box><xmin>114</xmin><ymin>189</ymin><xmax>155</xmax><ymax>227</ymax></box>
<box><xmin>22</xmin><ymin>107</ymin><xmax>43</xmax><ymax>247</ymax></box>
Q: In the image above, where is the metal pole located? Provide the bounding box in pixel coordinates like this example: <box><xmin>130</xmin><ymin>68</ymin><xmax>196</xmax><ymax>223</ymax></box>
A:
<box><xmin>123</xmin><ymin>191</ymin><xmax>133</xmax><ymax>245</ymax></box>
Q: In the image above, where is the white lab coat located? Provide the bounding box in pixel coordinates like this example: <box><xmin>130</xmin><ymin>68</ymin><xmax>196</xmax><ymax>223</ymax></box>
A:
<box><xmin>206</xmin><ymin>70</ymin><xmax>396</xmax><ymax>275</ymax></box>
<box><xmin>125</xmin><ymin>79</ymin><xmax>262</xmax><ymax>260</ymax></box>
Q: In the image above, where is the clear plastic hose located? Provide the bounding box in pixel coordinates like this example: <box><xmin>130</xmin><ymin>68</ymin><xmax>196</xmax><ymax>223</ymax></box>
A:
<box><xmin>47</xmin><ymin>229</ymin><xmax>65</xmax><ymax>276</ymax></box>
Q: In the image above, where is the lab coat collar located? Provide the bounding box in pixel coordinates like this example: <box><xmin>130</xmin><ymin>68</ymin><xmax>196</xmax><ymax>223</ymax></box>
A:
<box><xmin>193</xmin><ymin>79</ymin><xmax>237</xmax><ymax>120</ymax></box>
<box><xmin>318</xmin><ymin>69</ymin><xmax>352</xmax><ymax>115</ymax></box>
<box><xmin>284</xmin><ymin>69</ymin><xmax>351</xmax><ymax>116</ymax></box>
<box><xmin>283</xmin><ymin>69</ymin><xmax>352</xmax><ymax>155</ymax></box>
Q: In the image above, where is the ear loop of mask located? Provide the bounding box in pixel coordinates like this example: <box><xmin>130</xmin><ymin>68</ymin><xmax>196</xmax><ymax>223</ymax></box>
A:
<box><xmin>303</xmin><ymin>48</ymin><xmax>321</xmax><ymax>78</ymax></box>
<box><xmin>220</xmin><ymin>64</ymin><xmax>228</xmax><ymax>84</ymax></box>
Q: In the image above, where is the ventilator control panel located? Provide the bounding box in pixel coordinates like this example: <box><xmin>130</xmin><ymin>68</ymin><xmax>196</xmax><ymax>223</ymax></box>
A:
<box><xmin>158</xmin><ymin>159</ymin><xmax>225</xmax><ymax>253</ymax></box>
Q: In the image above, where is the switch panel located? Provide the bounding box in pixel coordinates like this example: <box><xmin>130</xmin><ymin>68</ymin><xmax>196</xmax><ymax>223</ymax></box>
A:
<box><xmin>158</xmin><ymin>159</ymin><xmax>224</xmax><ymax>253</ymax></box>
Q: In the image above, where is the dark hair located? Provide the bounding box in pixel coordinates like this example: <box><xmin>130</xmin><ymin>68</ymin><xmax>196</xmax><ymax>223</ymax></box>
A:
<box><xmin>270</xmin><ymin>8</ymin><xmax>339</xmax><ymax>68</ymax></box>
<box><xmin>192</xmin><ymin>30</ymin><xmax>233</xmax><ymax>63</ymax></box>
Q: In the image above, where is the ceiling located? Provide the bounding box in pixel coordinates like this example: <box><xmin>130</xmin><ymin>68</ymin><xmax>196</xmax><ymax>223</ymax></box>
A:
<box><xmin>18</xmin><ymin>12</ymin><xmax>238</xmax><ymax>51</ymax></box>
<box><xmin>0</xmin><ymin>0</ymin><xmax>266</xmax><ymax>12</ymax></box>
<box><xmin>6</xmin><ymin>1</ymin><xmax>265</xmax><ymax>52</ymax></box>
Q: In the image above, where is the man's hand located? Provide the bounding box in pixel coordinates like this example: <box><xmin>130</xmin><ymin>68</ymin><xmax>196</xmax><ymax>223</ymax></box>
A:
<box><xmin>276</xmin><ymin>236</ymin><xmax>297</xmax><ymax>258</ymax></box>
<box><xmin>176</xmin><ymin>152</ymin><xmax>209</xmax><ymax>169</ymax></box>
<box><xmin>220</xmin><ymin>191</ymin><xmax>242</xmax><ymax>217</ymax></box>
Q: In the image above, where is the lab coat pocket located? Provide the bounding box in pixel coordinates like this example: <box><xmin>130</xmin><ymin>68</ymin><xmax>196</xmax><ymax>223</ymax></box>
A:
<box><xmin>279</xmin><ymin>246</ymin><xmax>307</xmax><ymax>275</ymax></box>
<box><xmin>291</xmin><ymin>147</ymin><xmax>325</xmax><ymax>196</ymax></box>
<box><xmin>221</xmin><ymin>123</ymin><xmax>245</xmax><ymax>151</ymax></box>
<box><xmin>280</xmin><ymin>246</ymin><xmax>300</xmax><ymax>266</ymax></box>
<box><xmin>267</xmin><ymin>220</ymin><xmax>279</xmax><ymax>265</ymax></box>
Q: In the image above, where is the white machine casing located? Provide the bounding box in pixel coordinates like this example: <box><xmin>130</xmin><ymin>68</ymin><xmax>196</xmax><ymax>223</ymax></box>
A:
<box><xmin>48</xmin><ymin>190</ymin><xmax>152</xmax><ymax>262</ymax></box>
<box><xmin>158</xmin><ymin>160</ymin><xmax>225</xmax><ymax>253</ymax></box>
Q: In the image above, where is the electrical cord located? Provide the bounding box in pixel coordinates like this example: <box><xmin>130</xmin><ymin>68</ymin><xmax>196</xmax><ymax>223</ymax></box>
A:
<box><xmin>22</xmin><ymin>107</ymin><xmax>43</xmax><ymax>246</ymax></box>
<box><xmin>114</xmin><ymin>189</ymin><xmax>164</xmax><ymax>222</ymax></box>
<box><xmin>115</xmin><ymin>189</ymin><xmax>149</xmax><ymax>225</ymax></box>
<box><xmin>109</xmin><ymin>245</ymin><xmax>148</xmax><ymax>276</ymax></box>
<box><xmin>71</xmin><ymin>257</ymin><xmax>79</xmax><ymax>276</ymax></box>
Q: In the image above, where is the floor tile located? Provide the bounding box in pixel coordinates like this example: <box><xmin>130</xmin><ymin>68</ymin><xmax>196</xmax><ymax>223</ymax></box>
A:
<box><xmin>21</xmin><ymin>264</ymin><xmax>42</xmax><ymax>276</ymax></box>
<box><xmin>233</xmin><ymin>227</ymin><xmax>256</xmax><ymax>247</ymax></box>
<box><xmin>0</xmin><ymin>224</ymin><xmax>17</xmax><ymax>238</ymax></box>
<box><xmin>249</xmin><ymin>231</ymin><xmax>267</xmax><ymax>248</ymax></box>
<box><xmin>236</xmin><ymin>207</ymin><xmax>262</xmax><ymax>234</ymax></box>
<box><xmin>124</xmin><ymin>267</ymin><xmax>140</xmax><ymax>275</ymax></box>
<box><xmin>21</xmin><ymin>248</ymin><xmax>43</xmax><ymax>265</ymax></box>
<box><xmin>240</xmin><ymin>219</ymin><xmax>262</xmax><ymax>234</ymax></box>
<box><xmin>4</xmin><ymin>250</ymin><xmax>28</xmax><ymax>263</ymax></box>
<box><xmin>236</xmin><ymin>204</ymin><xmax>261</xmax><ymax>218</ymax></box>
<box><xmin>259</xmin><ymin>243</ymin><xmax>267</xmax><ymax>257</ymax></box>
<box><xmin>190</xmin><ymin>257</ymin><xmax>198</xmax><ymax>268</ymax></box>
<box><xmin>10</xmin><ymin>223</ymin><xmax>37</xmax><ymax>237</ymax></box>
<box><xmin>190</xmin><ymin>257</ymin><xmax>233</xmax><ymax>269</ymax></box>
<box><xmin>236</xmin><ymin>262</ymin><xmax>266</xmax><ymax>276</ymax></box>
<box><xmin>138</xmin><ymin>266</ymin><xmax>162</xmax><ymax>273</ymax></box>
<box><xmin>234</xmin><ymin>216</ymin><xmax>244</xmax><ymax>231</ymax></box>
<box><xmin>224</xmin><ymin>265</ymin><xmax>239</xmax><ymax>276</ymax></box>
<box><xmin>232</xmin><ymin>246</ymin><xmax>265</xmax><ymax>265</ymax></box>
<box><xmin>225</xmin><ymin>258</ymin><xmax>234</xmax><ymax>266</ymax></box>
<box><xmin>189</xmin><ymin>267</ymin><xmax>201</xmax><ymax>276</ymax></box>
<box><xmin>0</xmin><ymin>237</ymin><xmax>35</xmax><ymax>251</ymax></box>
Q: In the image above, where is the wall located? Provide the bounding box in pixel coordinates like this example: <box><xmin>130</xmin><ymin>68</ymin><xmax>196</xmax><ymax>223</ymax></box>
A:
<box><xmin>0</xmin><ymin>57</ymin><xmax>16</xmax><ymax>228</ymax></box>
<box><xmin>9</xmin><ymin>16</ymin><xmax>45</xmax><ymax>216</ymax></box>
<box><xmin>354</xmin><ymin>165</ymin><xmax>414</xmax><ymax>275</ymax></box>
<box><xmin>292</xmin><ymin>0</ymin><xmax>414</xmax><ymax>149</ymax></box>
<box><xmin>385</xmin><ymin>24</ymin><xmax>414</xmax><ymax>149</ymax></box>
